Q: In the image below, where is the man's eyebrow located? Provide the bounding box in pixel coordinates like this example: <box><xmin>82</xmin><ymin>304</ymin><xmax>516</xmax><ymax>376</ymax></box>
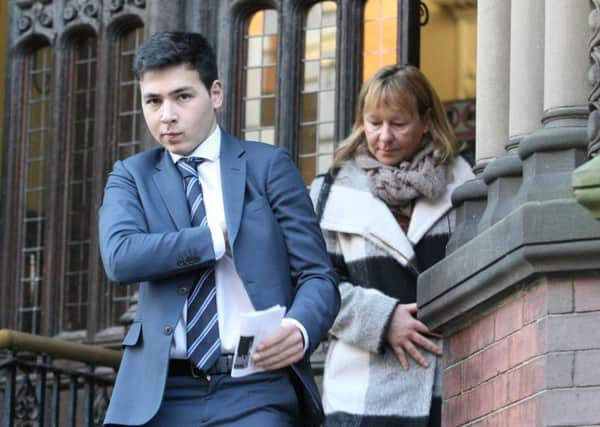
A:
<box><xmin>142</xmin><ymin>86</ymin><xmax>196</xmax><ymax>100</ymax></box>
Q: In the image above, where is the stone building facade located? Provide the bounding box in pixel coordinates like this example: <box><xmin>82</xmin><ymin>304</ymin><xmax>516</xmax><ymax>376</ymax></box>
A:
<box><xmin>418</xmin><ymin>1</ymin><xmax>600</xmax><ymax>425</ymax></box>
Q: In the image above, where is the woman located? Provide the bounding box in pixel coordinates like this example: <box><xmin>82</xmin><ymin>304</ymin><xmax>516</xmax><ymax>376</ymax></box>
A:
<box><xmin>310</xmin><ymin>65</ymin><xmax>474</xmax><ymax>426</ymax></box>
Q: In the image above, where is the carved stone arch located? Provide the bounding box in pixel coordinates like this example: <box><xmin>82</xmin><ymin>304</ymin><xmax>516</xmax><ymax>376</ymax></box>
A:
<box><xmin>104</xmin><ymin>13</ymin><xmax>144</xmax><ymax>40</ymax></box>
<box><xmin>58</xmin><ymin>23</ymin><xmax>98</xmax><ymax>49</ymax></box>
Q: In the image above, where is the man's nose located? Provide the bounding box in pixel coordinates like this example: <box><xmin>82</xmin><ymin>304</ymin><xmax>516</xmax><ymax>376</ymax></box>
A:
<box><xmin>160</xmin><ymin>102</ymin><xmax>177</xmax><ymax>123</ymax></box>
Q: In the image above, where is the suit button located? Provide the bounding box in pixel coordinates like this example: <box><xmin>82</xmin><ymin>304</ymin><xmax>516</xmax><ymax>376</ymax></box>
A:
<box><xmin>163</xmin><ymin>326</ymin><xmax>173</xmax><ymax>335</ymax></box>
<box><xmin>177</xmin><ymin>286</ymin><xmax>189</xmax><ymax>295</ymax></box>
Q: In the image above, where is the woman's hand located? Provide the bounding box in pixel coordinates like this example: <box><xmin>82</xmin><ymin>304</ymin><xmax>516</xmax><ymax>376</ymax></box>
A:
<box><xmin>386</xmin><ymin>303</ymin><xmax>442</xmax><ymax>370</ymax></box>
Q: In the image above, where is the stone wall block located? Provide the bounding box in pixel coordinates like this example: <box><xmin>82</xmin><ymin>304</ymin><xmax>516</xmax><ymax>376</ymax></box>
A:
<box><xmin>545</xmin><ymin>351</ymin><xmax>575</xmax><ymax>389</ymax></box>
<box><xmin>574</xmin><ymin>275</ymin><xmax>600</xmax><ymax>311</ymax></box>
<box><xmin>574</xmin><ymin>349</ymin><xmax>600</xmax><ymax>386</ymax></box>
<box><xmin>546</xmin><ymin>312</ymin><xmax>600</xmax><ymax>352</ymax></box>
<box><xmin>543</xmin><ymin>388</ymin><xmax>600</xmax><ymax>426</ymax></box>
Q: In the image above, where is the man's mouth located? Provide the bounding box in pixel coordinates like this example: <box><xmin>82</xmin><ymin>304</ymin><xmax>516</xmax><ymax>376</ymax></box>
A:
<box><xmin>162</xmin><ymin>132</ymin><xmax>182</xmax><ymax>139</ymax></box>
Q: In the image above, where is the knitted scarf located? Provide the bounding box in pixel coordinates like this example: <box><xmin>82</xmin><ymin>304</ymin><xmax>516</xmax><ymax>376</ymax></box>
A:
<box><xmin>354</xmin><ymin>141</ymin><xmax>452</xmax><ymax>216</ymax></box>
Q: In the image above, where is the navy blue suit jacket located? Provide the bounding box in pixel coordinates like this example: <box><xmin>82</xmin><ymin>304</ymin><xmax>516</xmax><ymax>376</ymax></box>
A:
<box><xmin>99</xmin><ymin>131</ymin><xmax>339</xmax><ymax>426</ymax></box>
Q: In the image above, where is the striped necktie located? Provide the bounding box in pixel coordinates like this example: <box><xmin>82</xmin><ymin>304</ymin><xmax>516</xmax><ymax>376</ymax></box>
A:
<box><xmin>176</xmin><ymin>157</ymin><xmax>221</xmax><ymax>371</ymax></box>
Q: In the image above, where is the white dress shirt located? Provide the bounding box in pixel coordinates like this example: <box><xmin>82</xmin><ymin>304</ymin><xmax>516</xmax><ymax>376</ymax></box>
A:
<box><xmin>168</xmin><ymin>127</ymin><xmax>307</xmax><ymax>358</ymax></box>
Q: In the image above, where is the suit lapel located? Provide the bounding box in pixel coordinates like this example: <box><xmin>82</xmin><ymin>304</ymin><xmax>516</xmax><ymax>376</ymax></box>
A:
<box><xmin>220</xmin><ymin>132</ymin><xmax>246</xmax><ymax>245</ymax></box>
<box><xmin>153</xmin><ymin>149</ymin><xmax>190</xmax><ymax>229</ymax></box>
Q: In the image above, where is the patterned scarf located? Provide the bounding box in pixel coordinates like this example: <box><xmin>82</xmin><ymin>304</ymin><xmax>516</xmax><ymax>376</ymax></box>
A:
<box><xmin>354</xmin><ymin>140</ymin><xmax>452</xmax><ymax>217</ymax></box>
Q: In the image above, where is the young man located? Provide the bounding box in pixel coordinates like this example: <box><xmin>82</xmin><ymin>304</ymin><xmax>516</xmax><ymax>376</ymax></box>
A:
<box><xmin>99</xmin><ymin>31</ymin><xmax>339</xmax><ymax>426</ymax></box>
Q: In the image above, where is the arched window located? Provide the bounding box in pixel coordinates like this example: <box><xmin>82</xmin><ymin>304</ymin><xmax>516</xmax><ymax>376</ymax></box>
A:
<box><xmin>242</xmin><ymin>9</ymin><xmax>278</xmax><ymax>144</ymax></box>
<box><xmin>363</xmin><ymin>0</ymin><xmax>398</xmax><ymax>81</ymax></box>
<box><xmin>104</xmin><ymin>26</ymin><xmax>144</xmax><ymax>327</ymax></box>
<box><xmin>18</xmin><ymin>44</ymin><xmax>53</xmax><ymax>333</ymax></box>
<box><xmin>298</xmin><ymin>1</ymin><xmax>337</xmax><ymax>185</ymax></box>
<box><xmin>114</xmin><ymin>26</ymin><xmax>144</xmax><ymax>162</ymax></box>
<box><xmin>61</xmin><ymin>34</ymin><xmax>97</xmax><ymax>332</ymax></box>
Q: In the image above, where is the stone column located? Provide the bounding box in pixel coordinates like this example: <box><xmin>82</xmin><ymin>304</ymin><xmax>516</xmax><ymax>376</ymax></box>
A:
<box><xmin>507</xmin><ymin>0</ymin><xmax>545</xmax><ymax>152</ymax></box>
<box><xmin>543</xmin><ymin>0</ymin><xmax>589</xmax><ymax>128</ymax></box>
<box><xmin>515</xmin><ymin>0</ymin><xmax>589</xmax><ymax>203</ymax></box>
<box><xmin>447</xmin><ymin>0</ymin><xmax>510</xmax><ymax>251</ymax></box>
<box><xmin>475</xmin><ymin>0</ymin><xmax>510</xmax><ymax>166</ymax></box>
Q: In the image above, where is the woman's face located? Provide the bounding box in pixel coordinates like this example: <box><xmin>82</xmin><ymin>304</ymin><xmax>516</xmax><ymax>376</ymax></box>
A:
<box><xmin>363</xmin><ymin>102</ymin><xmax>431</xmax><ymax>166</ymax></box>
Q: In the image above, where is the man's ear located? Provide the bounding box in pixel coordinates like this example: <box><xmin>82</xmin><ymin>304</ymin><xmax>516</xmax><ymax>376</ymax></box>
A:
<box><xmin>210</xmin><ymin>80</ymin><xmax>224</xmax><ymax>109</ymax></box>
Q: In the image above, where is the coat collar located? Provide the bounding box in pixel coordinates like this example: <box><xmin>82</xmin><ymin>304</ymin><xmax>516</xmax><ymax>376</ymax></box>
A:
<box><xmin>219</xmin><ymin>130</ymin><xmax>246</xmax><ymax>245</ymax></box>
<box><xmin>317</xmin><ymin>156</ymin><xmax>473</xmax><ymax>265</ymax></box>
<box><xmin>151</xmin><ymin>128</ymin><xmax>247</xmax><ymax>241</ymax></box>
<box><xmin>153</xmin><ymin>149</ymin><xmax>191</xmax><ymax>230</ymax></box>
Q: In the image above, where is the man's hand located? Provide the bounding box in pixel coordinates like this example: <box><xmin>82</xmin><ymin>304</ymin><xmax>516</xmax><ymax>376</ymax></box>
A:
<box><xmin>252</xmin><ymin>323</ymin><xmax>305</xmax><ymax>370</ymax></box>
<box><xmin>386</xmin><ymin>303</ymin><xmax>442</xmax><ymax>370</ymax></box>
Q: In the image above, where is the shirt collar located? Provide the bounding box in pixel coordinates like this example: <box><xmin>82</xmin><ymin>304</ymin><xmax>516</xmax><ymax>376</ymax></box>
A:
<box><xmin>168</xmin><ymin>126</ymin><xmax>221</xmax><ymax>164</ymax></box>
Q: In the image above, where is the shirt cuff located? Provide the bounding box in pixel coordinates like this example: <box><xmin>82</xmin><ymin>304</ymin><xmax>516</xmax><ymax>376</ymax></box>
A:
<box><xmin>282</xmin><ymin>318</ymin><xmax>309</xmax><ymax>354</ymax></box>
<box><xmin>207</xmin><ymin>219</ymin><xmax>225</xmax><ymax>259</ymax></box>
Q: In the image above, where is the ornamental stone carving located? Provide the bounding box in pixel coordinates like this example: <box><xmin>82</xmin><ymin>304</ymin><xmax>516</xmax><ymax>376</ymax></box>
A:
<box><xmin>109</xmin><ymin>0</ymin><xmax>145</xmax><ymax>14</ymax></box>
<box><xmin>64</xmin><ymin>0</ymin><xmax>100</xmax><ymax>24</ymax></box>
<box><xmin>589</xmin><ymin>0</ymin><xmax>600</xmax><ymax>156</ymax></box>
<box><xmin>16</xmin><ymin>1</ymin><xmax>54</xmax><ymax>34</ymax></box>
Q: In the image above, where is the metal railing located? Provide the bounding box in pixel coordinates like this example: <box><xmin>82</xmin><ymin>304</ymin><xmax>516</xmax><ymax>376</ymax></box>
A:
<box><xmin>0</xmin><ymin>329</ymin><xmax>121</xmax><ymax>427</ymax></box>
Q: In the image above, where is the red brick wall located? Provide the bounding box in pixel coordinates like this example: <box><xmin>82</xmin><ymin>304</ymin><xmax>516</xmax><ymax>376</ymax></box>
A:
<box><xmin>441</xmin><ymin>274</ymin><xmax>600</xmax><ymax>426</ymax></box>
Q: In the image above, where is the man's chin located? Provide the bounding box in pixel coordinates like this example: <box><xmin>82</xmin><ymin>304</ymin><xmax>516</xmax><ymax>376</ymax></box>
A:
<box><xmin>162</xmin><ymin>142</ymin><xmax>195</xmax><ymax>156</ymax></box>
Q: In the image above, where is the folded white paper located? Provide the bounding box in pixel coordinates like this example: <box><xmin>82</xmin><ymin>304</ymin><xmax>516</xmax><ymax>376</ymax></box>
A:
<box><xmin>230</xmin><ymin>304</ymin><xmax>286</xmax><ymax>378</ymax></box>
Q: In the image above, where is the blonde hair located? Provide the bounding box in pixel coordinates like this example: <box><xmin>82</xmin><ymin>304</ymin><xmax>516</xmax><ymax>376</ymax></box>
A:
<box><xmin>333</xmin><ymin>64</ymin><xmax>458</xmax><ymax>170</ymax></box>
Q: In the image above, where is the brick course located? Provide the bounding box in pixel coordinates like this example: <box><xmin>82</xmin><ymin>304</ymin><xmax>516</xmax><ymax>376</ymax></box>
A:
<box><xmin>441</xmin><ymin>274</ymin><xmax>600</xmax><ymax>426</ymax></box>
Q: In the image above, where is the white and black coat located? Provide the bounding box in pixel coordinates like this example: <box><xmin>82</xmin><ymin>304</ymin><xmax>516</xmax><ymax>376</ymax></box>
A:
<box><xmin>309</xmin><ymin>156</ymin><xmax>473</xmax><ymax>427</ymax></box>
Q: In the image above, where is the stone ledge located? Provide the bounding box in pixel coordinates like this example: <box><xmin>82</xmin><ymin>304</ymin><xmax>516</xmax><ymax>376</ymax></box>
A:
<box><xmin>417</xmin><ymin>197</ymin><xmax>600</xmax><ymax>331</ymax></box>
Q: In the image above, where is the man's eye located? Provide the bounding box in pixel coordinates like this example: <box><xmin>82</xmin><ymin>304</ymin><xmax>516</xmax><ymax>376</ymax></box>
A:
<box><xmin>179</xmin><ymin>93</ymin><xmax>192</xmax><ymax>101</ymax></box>
<box><xmin>146</xmin><ymin>98</ymin><xmax>161</xmax><ymax>105</ymax></box>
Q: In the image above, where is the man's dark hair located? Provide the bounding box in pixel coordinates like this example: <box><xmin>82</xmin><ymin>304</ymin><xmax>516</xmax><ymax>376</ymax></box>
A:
<box><xmin>133</xmin><ymin>31</ymin><xmax>218</xmax><ymax>90</ymax></box>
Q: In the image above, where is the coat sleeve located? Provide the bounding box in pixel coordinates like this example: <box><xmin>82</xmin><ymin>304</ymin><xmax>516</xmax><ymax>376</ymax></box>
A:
<box><xmin>98</xmin><ymin>160</ymin><xmax>216</xmax><ymax>284</ymax></box>
<box><xmin>264</xmin><ymin>149</ymin><xmax>340</xmax><ymax>354</ymax></box>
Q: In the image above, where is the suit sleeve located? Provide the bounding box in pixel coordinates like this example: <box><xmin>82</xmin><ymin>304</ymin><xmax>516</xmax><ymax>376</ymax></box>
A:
<box><xmin>99</xmin><ymin>160</ymin><xmax>216</xmax><ymax>284</ymax></box>
<box><xmin>265</xmin><ymin>149</ymin><xmax>340</xmax><ymax>354</ymax></box>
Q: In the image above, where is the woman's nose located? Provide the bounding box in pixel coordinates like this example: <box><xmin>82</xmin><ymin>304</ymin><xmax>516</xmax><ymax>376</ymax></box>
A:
<box><xmin>379</xmin><ymin>123</ymin><xmax>393</xmax><ymax>142</ymax></box>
